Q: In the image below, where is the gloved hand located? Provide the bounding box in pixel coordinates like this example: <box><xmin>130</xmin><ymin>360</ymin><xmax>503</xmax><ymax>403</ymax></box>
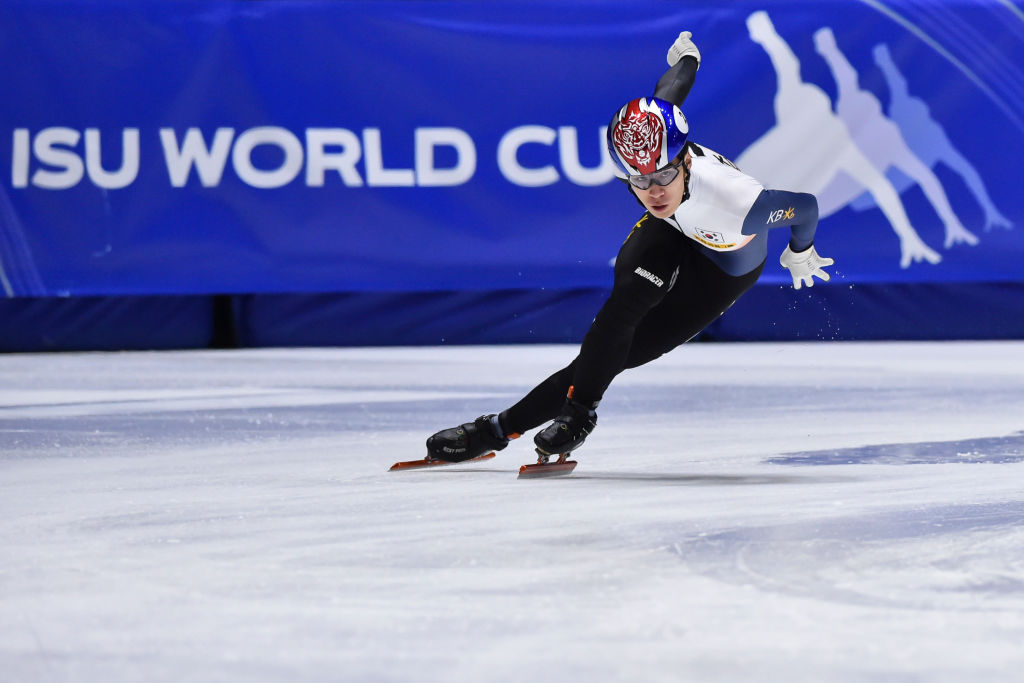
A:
<box><xmin>667</xmin><ymin>31</ymin><xmax>701</xmax><ymax>69</ymax></box>
<box><xmin>780</xmin><ymin>244</ymin><xmax>834</xmax><ymax>289</ymax></box>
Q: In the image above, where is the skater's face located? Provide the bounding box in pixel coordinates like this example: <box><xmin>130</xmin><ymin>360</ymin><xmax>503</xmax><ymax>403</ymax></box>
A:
<box><xmin>631</xmin><ymin>152</ymin><xmax>690</xmax><ymax>219</ymax></box>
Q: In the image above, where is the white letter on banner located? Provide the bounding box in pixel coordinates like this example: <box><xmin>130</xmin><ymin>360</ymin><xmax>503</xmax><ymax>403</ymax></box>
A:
<box><xmin>32</xmin><ymin>127</ymin><xmax>84</xmax><ymax>190</ymax></box>
<box><xmin>306</xmin><ymin>128</ymin><xmax>363</xmax><ymax>186</ymax></box>
<box><xmin>497</xmin><ymin>126</ymin><xmax>558</xmax><ymax>187</ymax></box>
<box><xmin>415</xmin><ymin>127</ymin><xmax>476</xmax><ymax>186</ymax></box>
<box><xmin>559</xmin><ymin>126</ymin><xmax>616</xmax><ymax>186</ymax></box>
<box><xmin>362</xmin><ymin>128</ymin><xmax>415</xmax><ymax>187</ymax></box>
<box><xmin>232</xmin><ymin>127</ymin><xmax>304</xmax><ymax>189</ymax></box>
<box><xmin>85</xmin><ymin>128</ymin><xmax>140</xmax><ymax>189</ymax></box>
<box><xmin>160</xmin><ymin>128</ymin><xmax>235</xmax><ymax>187</ymax></box>
<box><xmin>12</xmin><ymin>129</ymin><xmax>29</xmax><ymax>188</ymax></box>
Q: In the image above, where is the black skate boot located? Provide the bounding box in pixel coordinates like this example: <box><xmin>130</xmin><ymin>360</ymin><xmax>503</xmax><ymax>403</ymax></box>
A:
<box><xmin>533</xmin><ymin>398</ymin><xmax>597</xmax><ymax>457</ymax></box>
<box><xmin>426</xmin><ymin>414</ymin><xmax>513</xmax><ymax>463</ymax></box>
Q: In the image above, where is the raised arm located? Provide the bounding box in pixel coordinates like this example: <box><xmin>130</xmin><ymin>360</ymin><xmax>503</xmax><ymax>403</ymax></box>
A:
<box><xmin>653</xmin><ymin>31</ymin><xmax>701</xmax><ymax>106</ymax></box>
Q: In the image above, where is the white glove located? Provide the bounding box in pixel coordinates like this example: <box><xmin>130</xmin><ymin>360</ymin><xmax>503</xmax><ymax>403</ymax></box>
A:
<box><xmin>667</xmin><ymin>31</ymin><xmax>701</xmax><ymax>69</ymax></box>
<box><xmin>780</xmin><ymin>245</ymin><xmax>834</xmax><ymax>290</ymax></box>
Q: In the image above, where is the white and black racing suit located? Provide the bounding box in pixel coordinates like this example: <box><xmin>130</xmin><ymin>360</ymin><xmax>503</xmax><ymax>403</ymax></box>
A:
<box><xmin>497</xmin><ymin>54</ymin><xmax>823</xmax><ymax>435</ymax></box>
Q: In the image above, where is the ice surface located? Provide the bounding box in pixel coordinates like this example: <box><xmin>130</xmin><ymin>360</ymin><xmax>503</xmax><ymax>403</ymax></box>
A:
<box><xmin>2</xmin><ymin>341</ymin><xmax>1024</xmax><ymax>682</ymax></box>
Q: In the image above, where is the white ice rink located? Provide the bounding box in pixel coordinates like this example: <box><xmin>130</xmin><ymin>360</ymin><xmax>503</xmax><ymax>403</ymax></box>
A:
<box><xmin>2</xmin><ymin>341</ymin><xmax>1023</xmax><ymax>682</ymax></box>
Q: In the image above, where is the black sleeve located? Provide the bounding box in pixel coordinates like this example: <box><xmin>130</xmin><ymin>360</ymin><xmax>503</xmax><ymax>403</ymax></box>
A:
<box><xmin>570</xmin><ymin>215</ymin><xmax>682</xmax><ymax>407</ymax></box>
<box><xmin>653</xmin><ymin>56</ymin><xmax>699</xmax><ymax>106</ymax></box>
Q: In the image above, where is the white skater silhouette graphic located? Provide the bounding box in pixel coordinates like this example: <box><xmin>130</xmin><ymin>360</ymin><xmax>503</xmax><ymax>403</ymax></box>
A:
<box><xmin>813</xmin><ymin>27</ymin><xmax>978</xmax><ymax>250</ymax></box>
<box><xmin>851</xmin><ymin>43</ymin><xmax>1014</xmax><ymax>234</ymax></box>
<box><xmin>737</xmin><ymin>11</ymin><xmax>941</xmax><ymax>267</ymax></box>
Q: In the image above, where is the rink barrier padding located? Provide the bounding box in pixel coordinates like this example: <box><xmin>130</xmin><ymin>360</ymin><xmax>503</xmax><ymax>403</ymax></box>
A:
<box><xmin>4</xmin><ymin>283</ymin><xmax>1021</xmax><ymax>352</ymax></box>
<box><xmin>231</xmin><ymin>282</ymin><xmax>1024</xmax><ymax>345</ymax></box>
<box><xmin>0</xmin><ymin>296</ymin><xmax>217</xmax><ymax>352</ymax></box>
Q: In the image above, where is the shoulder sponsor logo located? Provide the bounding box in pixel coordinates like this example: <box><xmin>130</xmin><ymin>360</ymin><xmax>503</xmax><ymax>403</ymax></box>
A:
<box><xmin>766</xmin><ymin>207</ymin><xmax>796</xmax><ymax>224</ymax></box>
<box><xmin>634</xmin><ymin>266</ymin><xmax>664</xmax><ymax>287</ymax></box>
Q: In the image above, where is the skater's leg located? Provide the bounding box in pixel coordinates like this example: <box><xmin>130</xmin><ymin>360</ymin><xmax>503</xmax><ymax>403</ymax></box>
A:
<box><xmin>528</xmin><ymin>253</ymin><xmax>760</xmax><ymax>460</ymax></box>
<box><xmin>500</xmin><ymin>361</ymin><xmax>577</xmax><ymax>435</ymax></box>
<box><xmin>506</xmin><ymin>254</ymin><xmax>761</xmax><ymax>435</ymax></box>
<box><xmin>625</xmin><ymin>254</ymin><xmax>763</xmax><ymax>369</ymax></box>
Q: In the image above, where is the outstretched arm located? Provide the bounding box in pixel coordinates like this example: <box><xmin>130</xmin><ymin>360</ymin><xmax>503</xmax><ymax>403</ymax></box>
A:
<box><xmin>742</xmin><ymin>190</ymin><xmax>834</xmax><ymax>289</ymax></box>
<box><xmin>653</xmin><ymin>31</ymin><xmax>700</xmax><ymax>106</ymax></box>
<box><xmin>742</xmin><ymin>189</ymin><xmax>819</xmax><ymax>251</ymax></box>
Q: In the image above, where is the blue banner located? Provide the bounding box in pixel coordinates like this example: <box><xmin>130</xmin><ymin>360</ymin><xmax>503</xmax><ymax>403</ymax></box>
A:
<box><xmin>1</xmin><ymin>0</ymin><xmax>1022</xmax><ymax>297</ymax></box>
